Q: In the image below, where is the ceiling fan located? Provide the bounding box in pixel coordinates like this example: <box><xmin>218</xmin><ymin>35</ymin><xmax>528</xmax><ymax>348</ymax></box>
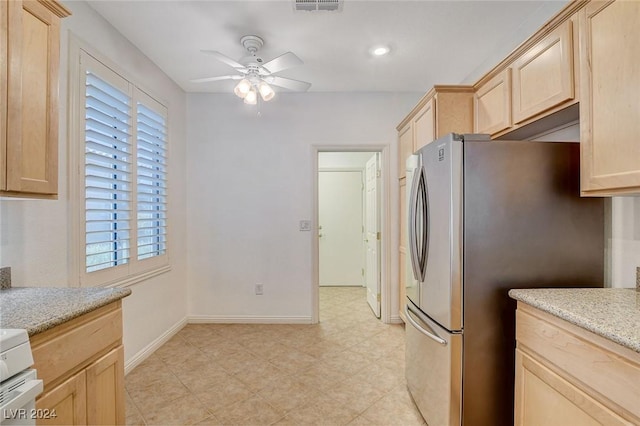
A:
<box><xmin>191</xmin><ymin>35</ymin><xmax>312</xmax><ymax>104</ymax></box>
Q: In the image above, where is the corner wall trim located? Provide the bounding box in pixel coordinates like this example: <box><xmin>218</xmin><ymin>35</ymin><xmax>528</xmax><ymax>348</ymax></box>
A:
<box><xmin>124</xmin><ymin>317</ymin><xmax>187</xmax><ymax>375</ymax></box>
<box><xmin>187</xmin><ymin>315</ymin><xmax>313</xmax><ymax>324</ymax></box>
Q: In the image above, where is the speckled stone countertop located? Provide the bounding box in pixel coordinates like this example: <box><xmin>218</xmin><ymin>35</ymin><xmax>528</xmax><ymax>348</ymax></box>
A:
<box><xmin>509</xmin><ymin>288</ymin><xmax>640</xmax><ymax>353</ymax></box>
<box><xmin>0</xmin><ymin>287</ymin><xmax>131</xmax><ymax>336</ymax></box>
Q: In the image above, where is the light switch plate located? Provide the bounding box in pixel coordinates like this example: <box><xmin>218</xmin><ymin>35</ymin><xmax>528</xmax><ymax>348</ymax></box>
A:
<box><xmin>299</xmin><ymin>220</ymin><xmax>311</xmax><ymax>231</ymax></box>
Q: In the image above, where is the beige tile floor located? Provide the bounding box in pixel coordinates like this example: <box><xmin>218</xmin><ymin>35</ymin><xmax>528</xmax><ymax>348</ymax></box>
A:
<box><xmin>125</xmin><ymin>286</ymin><xmax>426</xmax><ymax>425</ymax></box>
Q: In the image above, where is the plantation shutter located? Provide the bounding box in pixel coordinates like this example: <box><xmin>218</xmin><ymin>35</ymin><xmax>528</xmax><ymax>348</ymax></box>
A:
<box><xmin>136</xmin><ymin>94</ymin><xmax>168</xmax><ymax>260</ymax></box>
<box><xmin>83</xmin><ymin>66</ymin><xmax>133</xmax><ymax>273</ymax></box>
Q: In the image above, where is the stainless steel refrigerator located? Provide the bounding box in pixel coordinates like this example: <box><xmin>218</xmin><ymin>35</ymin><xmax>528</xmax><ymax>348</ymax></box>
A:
<box><xmin>405</xmin><ymin>133</ymin><xmax>604</xmax><ymax>426</ymax></box>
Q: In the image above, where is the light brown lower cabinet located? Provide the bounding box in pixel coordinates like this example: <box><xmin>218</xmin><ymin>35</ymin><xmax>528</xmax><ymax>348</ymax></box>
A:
<box><xmin>85</xmin><ymin>346</ymin><xmax>125</xmax><ymax>425</ymax></box>
<box><xmin>37</xmin><ymin>371</ymin><xmax>87</xmax><ymax>426</ymax></box>
<box><xmin>514</xmin><ymin>302</ymin><xmax>640</xmax><ymax>425</ymax></box>
<box><xmin>32</xmin><ymin>302</ymin><xmax>126</xmax><ymax>425</ymax></box>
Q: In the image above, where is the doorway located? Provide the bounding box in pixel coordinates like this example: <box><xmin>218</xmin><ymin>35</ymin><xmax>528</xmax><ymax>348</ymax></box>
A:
<box><xmin>312</xmin><ymin>147</ymin><xmax>390</xmax><ymax>323</ymax></box>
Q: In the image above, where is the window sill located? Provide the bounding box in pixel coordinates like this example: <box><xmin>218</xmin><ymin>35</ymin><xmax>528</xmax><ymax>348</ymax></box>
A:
<box><xmin>100</xmin><ymin>264</ymin><xmax>172</xmax><ymax>289</ymax></box>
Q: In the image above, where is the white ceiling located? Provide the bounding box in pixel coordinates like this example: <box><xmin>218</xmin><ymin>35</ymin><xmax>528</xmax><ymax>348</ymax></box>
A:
<box><xmin>86</xmin><ymin>0</ymin><xmax>569</xmax><ymax>94</ymax></box>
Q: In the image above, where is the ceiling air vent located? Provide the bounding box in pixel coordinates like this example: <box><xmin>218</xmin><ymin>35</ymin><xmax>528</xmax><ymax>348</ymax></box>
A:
<box><xmin>294</xmin><ymin>0</ymin><xmax>343</xmax><ymax>12</ymax></box>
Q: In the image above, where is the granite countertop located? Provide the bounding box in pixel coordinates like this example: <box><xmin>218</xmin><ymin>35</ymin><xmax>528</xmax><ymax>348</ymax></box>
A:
<box><xmin>509</xmin><ymin>288</ymin><xmax>640</xmax><ymax>353</ymax></box>
<box><xmin>0</xmin><ymin>287</ymin><xmax>131</xmax><ymax>336</ymax></box>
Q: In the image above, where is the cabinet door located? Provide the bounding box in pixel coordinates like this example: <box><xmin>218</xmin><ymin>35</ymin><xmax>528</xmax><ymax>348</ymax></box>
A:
<box><xmin>474</xmin><ymin>69</ymin><xmax>511</xmax><ymax>135</ymax></box>
<box><xmin>398</xmin><ymin>123</ymin><xmax>413</xmax><ymax>178</ymax></box>
<box><xmin>398</xmin><ymin>248</ymin><xmax>406</xmax><ymax>322</ymax></box>
<box><xmin>514</xmin><ymin>349</ymin><xmax>630</xmax><ymax>426</ymax></box>
<box><xmin>580</xmin><ymin>0</ymin><xmax>640</xmax><ymax>195</ymax></box>
<box><xmin>86</xmin><ymin>346</ymin><xmax>125</xmax><ymax>425</ymax></box>
<box><xmin>0</xmin><ymin>0</ymin><xmax>7</xmax><ymax>191</ymax></box>
<box><xmin>413</xmin><ymin>98</ymin><xmax>435</xmax><ymax>150</ymax></box>
<box><xmin>512</xmin><ymin>20</ymin><xmax>575</xmax><ymax>124</ymax></box>
<box><xmin>37</xmin><ymin>371</ymin><xmax>87</xmax><ymax>426</ymax></box>
<box><xmin>6</xmin><ymin>0</ymin><xmax>60</xmax><ymax>194</ymax></box>
<box><xmin>398</xmin><ymin>178</ymin><xmax>407</xmax><ymax>322</ymax></box>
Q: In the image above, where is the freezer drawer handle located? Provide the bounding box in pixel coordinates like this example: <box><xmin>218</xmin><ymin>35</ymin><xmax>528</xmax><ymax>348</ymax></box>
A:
<box><xmin>405</xmin><ymin>304</ymin><xmax>447</xmax><ymax>346</ymax></box>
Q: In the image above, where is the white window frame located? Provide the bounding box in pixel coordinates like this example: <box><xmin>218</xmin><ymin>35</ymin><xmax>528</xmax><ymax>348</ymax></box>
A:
<box><xmin>69</xmin><ymin>36</ymin><xmax>170</xmax><ymax>287</ymax></box>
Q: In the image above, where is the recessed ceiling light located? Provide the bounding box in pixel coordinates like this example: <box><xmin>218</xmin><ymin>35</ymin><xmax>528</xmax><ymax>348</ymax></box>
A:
<box><xmin>371</xmin><ymin>45</ymin><xmax>390</xmax><ymax>57</ymax></box>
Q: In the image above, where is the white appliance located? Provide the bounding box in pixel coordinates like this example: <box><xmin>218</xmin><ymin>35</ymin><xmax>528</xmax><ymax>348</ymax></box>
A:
<box><xmin>0</xmin><ymin>329</ymin><xmax>43</xmax><ymax>426</ymax></box>
<box><xmin>405</xmin><ymin>133</ymin><xmax>605</xmax><ymax>425</ymax></box>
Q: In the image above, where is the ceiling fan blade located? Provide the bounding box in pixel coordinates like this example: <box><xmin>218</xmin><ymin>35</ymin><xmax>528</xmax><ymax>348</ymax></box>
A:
<box><xmin>261</xmin><ymin>52</ymin><xmax>303</xmax><ymax>74</ymax></box>
<box><xmin>267</xmin><ymin>76</ymin><xmax>312</xmax><ymax>92</ymax></box>
<box><xmin>200</xmin><ymin>50</ymin><xmax>246</xmax><ymax>71</ymax></box>
<box><xmin>190</xmin><ymin>75</ymin><xmax>241</xmax><ymax>84</ymax></box>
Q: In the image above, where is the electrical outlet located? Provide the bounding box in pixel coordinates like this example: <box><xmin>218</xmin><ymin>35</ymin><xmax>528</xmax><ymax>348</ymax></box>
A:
<box><xmin>255</xmin><ymin>283</ymin><xmax>264</xmax><ymax>295</ymax></box>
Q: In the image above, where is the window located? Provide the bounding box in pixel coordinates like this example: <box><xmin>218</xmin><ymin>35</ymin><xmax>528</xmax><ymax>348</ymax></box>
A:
<box><xmin>135</xmin><ymin>100</ymin><xmax>168</xmax><ymax>261</ymax></box>
<box><xmin>76</xmin><ymin>49</ymin><xmax>168</xmax><ymax>286</ymax></box>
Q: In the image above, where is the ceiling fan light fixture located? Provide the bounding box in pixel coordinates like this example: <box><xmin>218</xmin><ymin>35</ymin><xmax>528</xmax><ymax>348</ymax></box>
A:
<box><xmin>194</xmin><ymin>35</ymin><xmax>311</xmax><ymax>106</ymax></box>
<box><xmin>234</xmin><ymin>79</ymin><xmax>252</xmax><ymax>98</ymax></box>
<box><xmin>244</xmin><ymin>88</ymin><xmax>258</xmax><ymax>105</ymax></box>
<box><xmin>258</xmin><ymin>82</ymin><xmax>275</xmax><ymax>101</ymax></box>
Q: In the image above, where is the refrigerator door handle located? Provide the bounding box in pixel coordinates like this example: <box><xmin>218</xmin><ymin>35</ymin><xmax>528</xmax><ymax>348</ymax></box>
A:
<box><xmin>405</xmin><ymin>303</ymin><xmax>447</xmax><ymax>346</ymax></box>
<box><xmin>415</xmin><ymin>170</ymin><xmax>428</xmax><ymax>282</ymax></box>
<box><xmin>408</xmin><ymin>160</ymin><xmax>421</xmax><ymax>281</ymax></box>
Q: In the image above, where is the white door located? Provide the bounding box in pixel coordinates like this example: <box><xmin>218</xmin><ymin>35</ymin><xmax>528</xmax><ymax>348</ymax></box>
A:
<box><xmin>365</xmin><ymin>154</ymin><xmax>381</xmax><ymax>317</ymax></box>
<box><xmin>319</xmin><ymin>170</ymin><xmax>364</xmax><ymax>286</ymax></box>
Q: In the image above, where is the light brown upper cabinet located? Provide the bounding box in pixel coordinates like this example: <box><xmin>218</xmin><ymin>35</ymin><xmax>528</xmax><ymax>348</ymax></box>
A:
<box><xmin>397</xmin><ymin>86</ymin><xmax>474</xmax><ymax>159</ymax></box>
<box><xmin>428</xmin><ymin>87</ymin><xmax>474</xmax><ymax>146</ymax></box>
<box><xmin>1</xmin><ymin>0</ymin><xmax>70</xmax><ymax>198</ymax></box>
<box><xmin>0</xmin><ymin>0</ymin><xmax>8</xmax><ymax>194</ymax></box>
<box><xmin>579</xmin><ymin>0</ymin><xmax>640</xmax><ymax>195</ymax></box>
<box><xmin>397</xmin><ymin>122</ymin><xmax>413</xmax><ymax>179</ymax></box>
<box><xmin>413</xmin><ymin>98</ymin><xmax>435</xmax><ymax>151</ymax></box>
<box><xmin>511</xmin><ymin>20</ymin><xmax>575</xmax><ymax>124</ymax></box>
<box><xmin>472</xmin><ymin>6</ymin><xmax>582</xmax><ymax>138</ymax></box>
<box><xmin>474</xmin><ymin>69</ymin><xmax>512</xmax><ymax>135</ymax></box>
<box><xmin>398</xmin><ymin>178</ymin><xmax>407</xmax><ymax>322</ymax></box>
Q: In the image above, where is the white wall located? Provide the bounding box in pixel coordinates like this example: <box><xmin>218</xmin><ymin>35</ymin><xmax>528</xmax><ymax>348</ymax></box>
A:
<box><xmin>186</xmin><ymin>92</ymin><xmax>421</xmax><ymax>321</ymax></box>
<box><xmin>318</xmin><ymin>152</ymin><xmax>375</xmax><ymax>169</ymax></box>
<box><xmin>609</xmin><ymin>197</ymin><xmax>640</xmax><ymax>288</ymax></box>
<box><xmin>0</xmin><ymin>1</ymin><xmax>189</xmax><ymax>366</ymax></box>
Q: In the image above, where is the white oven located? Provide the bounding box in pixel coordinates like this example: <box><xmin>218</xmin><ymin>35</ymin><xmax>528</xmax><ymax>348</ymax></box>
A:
<box><xmin>0</xmin><ymin>329</ymin><xmax>43</xmax><ymax>426</ymax></box>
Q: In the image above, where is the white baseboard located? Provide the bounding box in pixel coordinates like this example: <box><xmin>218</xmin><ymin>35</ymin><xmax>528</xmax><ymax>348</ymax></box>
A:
<box><xmin>124</xmin><ymin>317</ymin><xmax>187</xmax><ymax>375</ymax></box>
<box><xmin>188</xmin><ymin>315</ymin><xmax>313</xmax><ymax>324</ymax></box>
<box><xmin>389</xmin><ymin>315</ymin><xmax>404</xmax><ymax>324</ymax></box>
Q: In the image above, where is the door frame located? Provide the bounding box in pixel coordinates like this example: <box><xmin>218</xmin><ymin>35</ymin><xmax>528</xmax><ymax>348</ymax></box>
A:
<box><xmin>311</xmin><ymin>145</ymin><xmax>391</xmax><ymax>324</ymax></box>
